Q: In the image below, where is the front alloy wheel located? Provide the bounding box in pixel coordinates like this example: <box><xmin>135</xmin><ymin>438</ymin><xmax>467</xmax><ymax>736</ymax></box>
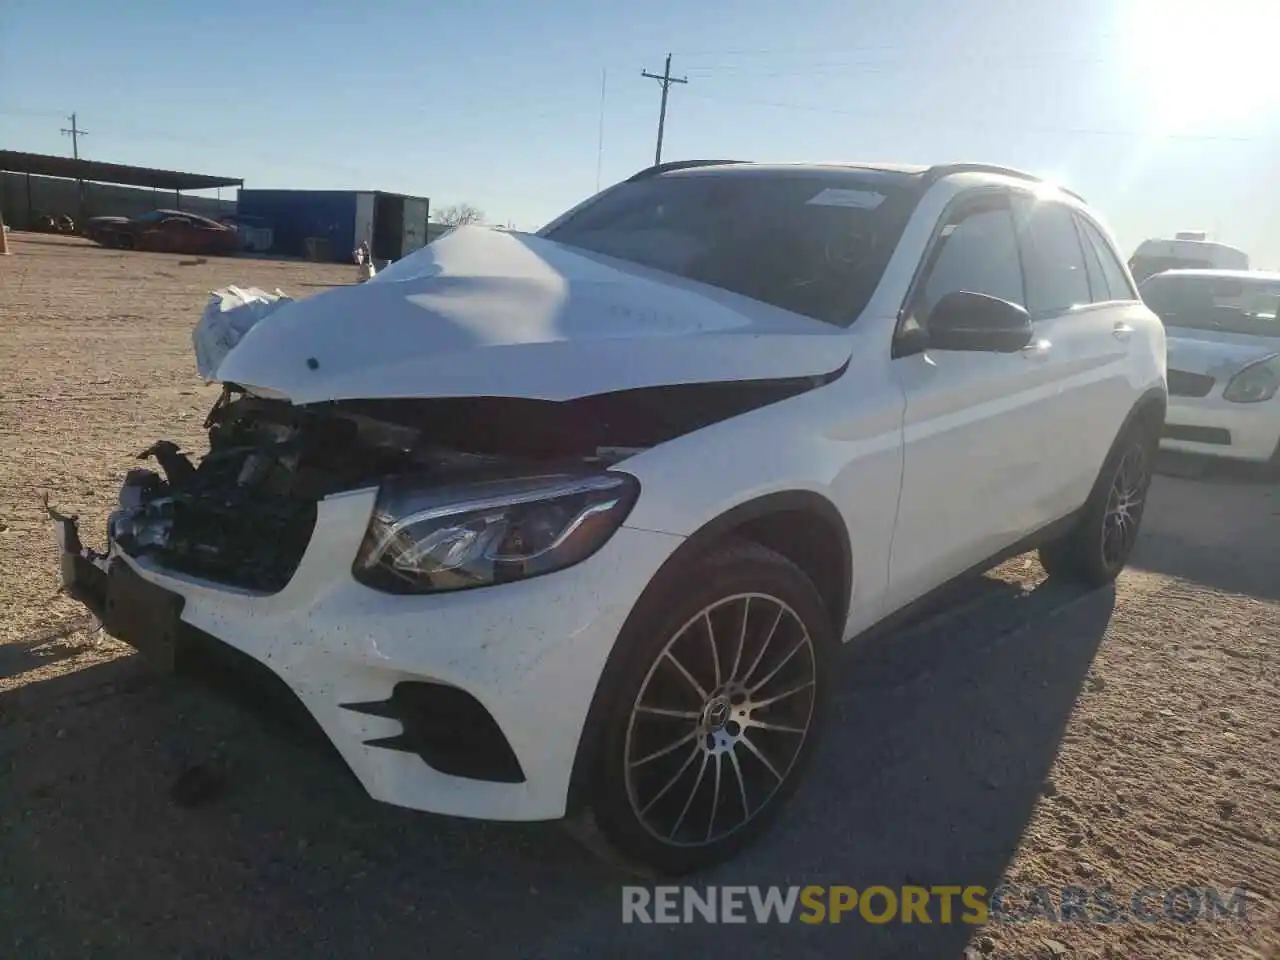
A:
<box><xmin>580</xmin><ymin>540</ymin><xmax>832</xmax><ymax>876</ymax></box>
<box><xmin>624</xmin><ymin>593</ymin><xmax>817</xmax><ymax>848</ymax></box>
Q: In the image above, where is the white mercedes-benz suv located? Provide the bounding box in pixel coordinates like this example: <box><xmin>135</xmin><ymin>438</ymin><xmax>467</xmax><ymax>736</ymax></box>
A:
<box><xmin>53</xmin><ymin>160</ymin><xmax>1166</xmax><ymax>875</ymax></box>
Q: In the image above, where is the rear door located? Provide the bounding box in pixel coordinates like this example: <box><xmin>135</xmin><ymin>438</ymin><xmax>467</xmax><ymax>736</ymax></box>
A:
<box><xmin>1015</xmin><ymin>199</ymin><xmax>1142</xmax><ymax>512</ymax></box>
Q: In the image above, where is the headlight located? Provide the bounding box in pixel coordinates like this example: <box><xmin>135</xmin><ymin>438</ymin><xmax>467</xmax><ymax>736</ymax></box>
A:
<box><xmin>1222</xmin><ymin>354</ymin><xmax>1280</xmax><ymax>404</ymax></box>
<box><xmin>353</xmin><ymin>472</ymin><xmax>639</xmax><ymax>594</ymax></box>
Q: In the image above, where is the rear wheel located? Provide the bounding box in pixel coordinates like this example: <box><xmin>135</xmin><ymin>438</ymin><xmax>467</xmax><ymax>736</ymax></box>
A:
<box><xmin>116</xmin><ymin>233</ymin><xmax>135</xmax><ymax>250</ymax></box>
<box><xmin>1039</xmin><ymin>422</ymin><xmax>1155</xmax><ymax>586</ymax></box>
<box><xmin>577</xmin><ymin>540</ymin><xmax>832</xmax><ymax>876</ymax></box>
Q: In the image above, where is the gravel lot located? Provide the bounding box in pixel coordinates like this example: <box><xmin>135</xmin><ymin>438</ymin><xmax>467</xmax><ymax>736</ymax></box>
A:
<box><xmin>1</xmin><ymin>234</ymin><xmax>1277</xmax><ymax>959</ymax></box>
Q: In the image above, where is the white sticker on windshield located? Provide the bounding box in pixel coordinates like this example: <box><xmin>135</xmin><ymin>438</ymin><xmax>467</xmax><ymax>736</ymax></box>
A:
<box><xmin>805</xmin><ymin>188</ymin><xmax>886</xmax><ymax>209</ymax></box>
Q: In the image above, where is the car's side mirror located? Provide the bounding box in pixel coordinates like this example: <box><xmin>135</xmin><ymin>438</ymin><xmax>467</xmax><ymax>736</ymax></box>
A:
<box><xmin>925</xmin><ymin>291</ymin><xmax>1034</xmax><ymax>353</ymax></box>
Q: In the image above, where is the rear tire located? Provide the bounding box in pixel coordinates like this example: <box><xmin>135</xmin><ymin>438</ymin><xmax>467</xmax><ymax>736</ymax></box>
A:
<box><xmin>576</xmin><ymin>539</ymin><xmax>834</xmax><ymax>876</ymax></box>
<box><xmin>116</xmin><ymin>234</ymin><xmax>135</xmax><ymax>250</ymax></box>
<box><xmin>1039</xmin><ymin>421</ymin><xmax>1155</xmax><ymax>587</ymax></box>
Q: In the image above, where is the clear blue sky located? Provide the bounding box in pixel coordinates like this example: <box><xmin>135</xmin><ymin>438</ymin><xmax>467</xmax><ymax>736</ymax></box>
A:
<box><xmin>3</xmin><ymin>0</ymin><xmax>1278</xmax><ymax>264</ymax></box>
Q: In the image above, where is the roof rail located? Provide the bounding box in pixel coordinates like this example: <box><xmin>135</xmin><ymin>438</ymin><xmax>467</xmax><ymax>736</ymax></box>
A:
<box><xmin>625</xmin><ymin>159</ymin><xmax>751</xmax><ymax>181</ymax></box>
<box><xmin>923</xmin><ymin>163</ymin><xmax>1086</xmax><ymax>202</ymax></box>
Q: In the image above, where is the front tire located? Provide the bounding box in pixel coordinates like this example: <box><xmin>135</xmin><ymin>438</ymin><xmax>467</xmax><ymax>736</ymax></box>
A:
<box><xmin>580</xmin><ymin>540</ymin><xmax>833</xmax><ymax>876</ymax></box>
<box><xmin>1039</xmin><ymin>421</ymin><xmax>1155</xmax><ymax>587</ymax></box>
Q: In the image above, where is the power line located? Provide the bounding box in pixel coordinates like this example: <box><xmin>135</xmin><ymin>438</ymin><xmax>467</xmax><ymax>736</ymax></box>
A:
<box><xmin>641</xmin><ymin>53</ymin><xmax>688</xmax><ymax>165</ymax></box>
<box><xmin>683</xmin><ymin>92</ymin><xmax>1266</xmax><ymax>143</ymax></box>
<box><xmin>671</xmin><ymin>44</ymin><xmax>902</xmax><ymax>59</ymax></box>
<box><xmin>0</xmin><ymin>106</ymin><xmax>64</xmax><ymax>119</ymax></box>
<box><xmin>60</xmin><ymin>112</ymin><xmax>87</xmax><ymax>159</ymax></box>
<box><xmin>670</xmin><ymin>32</ymin><xmax>1125</xmax><ymax>59</ymax></box>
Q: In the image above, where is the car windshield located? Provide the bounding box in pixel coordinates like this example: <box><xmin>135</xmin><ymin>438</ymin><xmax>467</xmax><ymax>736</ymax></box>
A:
<box><xmin>1140</xmin><ymin>274</ymin><xmax>1280</xmax><ymax>338</ymax></box>
<box><xmin>540</xmin><ymin>172</ymin><xmax>919</xmax><ymax>326</ymax></box>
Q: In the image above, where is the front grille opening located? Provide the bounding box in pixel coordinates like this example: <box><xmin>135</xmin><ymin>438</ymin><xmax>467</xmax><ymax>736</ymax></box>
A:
<box><xmin>159</xmin><ymin>497</ymin><xmax>318</xmax><ymax>594</ymax></box>
<box><xmin>1167</xmin><ymin>369</ymin><xmax>1216</xmax><ymax>398</ymax></box>
<box><xmin>343</xmin><ymin>682</ymin><xmax>526</xmax><ymax>784</ymax></box>
<box><xmin>1163</xmin><ymin>424</ymin><xmax>1232</xmax><ymax>445</ymax></box>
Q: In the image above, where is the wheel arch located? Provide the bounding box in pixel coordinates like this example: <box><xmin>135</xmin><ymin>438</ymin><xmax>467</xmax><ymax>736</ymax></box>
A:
<box><xmin>1073</xmin><ymin>384</ymin><xmax>1166</xmax><ymax>513</ymax></box>
<box><xmin>565</xmin><ymin>489</ymin><xmax>852</xmax><ymax>815</ymax></box>
<box><xmin>1127</xmin><ymin>385</ymin><xmax>1167</xmax><ymax>440</ymax></box>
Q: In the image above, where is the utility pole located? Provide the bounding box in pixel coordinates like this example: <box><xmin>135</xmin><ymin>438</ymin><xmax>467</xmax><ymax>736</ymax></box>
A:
<box><xmin>641</xmin><ymin>54</ymin><xmax>687</xmax><ymax>166</ymax></box>
<box><xmin>60</xmin><ymin>113</ymin><xmax>88</xmax><ymax>224</ymax></box>
<box><xmin>61</xmin><ymin>113</ymin><xmax>86</xmax><ymax>160</ymax></box>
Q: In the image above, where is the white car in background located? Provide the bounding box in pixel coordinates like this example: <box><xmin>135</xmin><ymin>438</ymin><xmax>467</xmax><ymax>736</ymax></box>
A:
<box><xmin>1141</xmin><ymin>269</ymin><xmax>1280</xmax><ymax>466</ymax></box>
<box><xmin>52</xmin><ymin>160</ymin><xmax>1166</xmax><ymax>875</ymax></box>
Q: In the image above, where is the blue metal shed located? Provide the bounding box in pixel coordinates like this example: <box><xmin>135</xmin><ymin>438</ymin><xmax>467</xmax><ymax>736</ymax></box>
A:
<box><xmin>236</xmin><ymin>188</ymin><xmax>429</xmax><ymax>263</ymax></box>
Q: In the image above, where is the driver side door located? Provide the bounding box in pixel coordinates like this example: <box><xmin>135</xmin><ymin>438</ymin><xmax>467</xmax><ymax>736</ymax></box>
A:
<box><xmin>886</xmin><ymin>189</ymin><xmax>1067</xmax><ymax>611</ymax></box>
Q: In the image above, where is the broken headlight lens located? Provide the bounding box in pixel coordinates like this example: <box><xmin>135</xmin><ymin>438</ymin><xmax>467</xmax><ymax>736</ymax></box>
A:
<box><xmin>353</xmin><ymin>472</ymin><xmax>640</xmax><ymax>594</ymax></box>
<box><xmin>1222</xmin><ymin>354</ymin><xmax>1279</xmax><ymax>404</ymax></box>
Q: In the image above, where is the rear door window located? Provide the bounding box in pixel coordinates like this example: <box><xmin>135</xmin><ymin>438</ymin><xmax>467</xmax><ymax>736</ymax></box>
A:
<box><xmin>1019</xmin><ymin>201</ymin><xmax>1091</xmax><ymax>315</ymax></box>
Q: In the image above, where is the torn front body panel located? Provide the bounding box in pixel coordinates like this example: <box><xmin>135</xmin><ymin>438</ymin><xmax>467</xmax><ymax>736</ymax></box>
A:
<box><xmin>213</xmin><ymin>226</ymin><xmax>854</xmax><ymax>405</ymax></box>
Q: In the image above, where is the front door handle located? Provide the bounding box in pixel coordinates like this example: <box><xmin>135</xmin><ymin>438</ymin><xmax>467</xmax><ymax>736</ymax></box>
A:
<box><xmin>1113</xmin><ymin>322</ymin><xmax>1134</xmax><ymax>341</ymax></box>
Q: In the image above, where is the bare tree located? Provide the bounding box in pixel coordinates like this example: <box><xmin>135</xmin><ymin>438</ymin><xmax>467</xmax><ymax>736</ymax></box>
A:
<box><xmin>434</xmin><ymin>203</ymin><xmax>485</xmax><ymax>227</ymax></box>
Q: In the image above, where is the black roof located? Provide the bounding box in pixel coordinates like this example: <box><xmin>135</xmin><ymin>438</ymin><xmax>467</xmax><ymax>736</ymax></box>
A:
<box><xmin>0</xmin><ymin>150</ymin><xmax>243</xmax><ymax>191</ymax></box>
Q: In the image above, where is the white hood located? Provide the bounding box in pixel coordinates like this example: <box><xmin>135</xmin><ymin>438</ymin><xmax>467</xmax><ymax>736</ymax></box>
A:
<box><xmin>1165</xmin><ymin>326</ymin><xmax>1280</xmax><ymax>378</ymax></box>
<box><xmin>214</xmin><ymin>226</ymin><xmax>852</xmax><ymax>404</ymax></box>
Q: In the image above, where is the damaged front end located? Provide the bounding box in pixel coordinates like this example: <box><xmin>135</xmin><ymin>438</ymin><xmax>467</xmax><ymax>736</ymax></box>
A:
<box><xmin>55</xmin><ymin>370</ymin><xmax>836</xmax><ymax>601</ymax></box>
<box><xmin>90</xmin><ymin>389</ymin><xmax>584</xmax><ymax>595</ymax></box>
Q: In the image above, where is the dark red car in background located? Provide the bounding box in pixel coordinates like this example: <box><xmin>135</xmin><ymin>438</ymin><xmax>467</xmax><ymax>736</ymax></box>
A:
<box><xmin>85</xmin><ymin>209</ymin><xmax>239</xmax><ymax>255</ymax></box>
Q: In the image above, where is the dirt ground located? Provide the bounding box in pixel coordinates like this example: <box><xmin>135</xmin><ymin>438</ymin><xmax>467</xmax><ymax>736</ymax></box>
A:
<box><xmin>0</xmin><ymin>234</ymin><xmax>1276</xmax><ymax>959</ymax></box>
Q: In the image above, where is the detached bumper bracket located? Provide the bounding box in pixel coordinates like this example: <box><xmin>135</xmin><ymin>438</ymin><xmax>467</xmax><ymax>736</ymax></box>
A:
<box><xmin>47</xmin><ymin>506</ymin><xmax>109</xmax><ymax>619</ymax></box>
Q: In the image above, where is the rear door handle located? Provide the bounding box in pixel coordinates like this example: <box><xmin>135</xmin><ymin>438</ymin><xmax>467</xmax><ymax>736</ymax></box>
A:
<box><xmin>1021</xmin><ymin>338</ymin><xmax>1052</xmax><ymax>360</ymax></box>
<box><xmin>1113</xmin><ymin>322</ymin><xmax>1134</xmax><ymax>341</ymax></box>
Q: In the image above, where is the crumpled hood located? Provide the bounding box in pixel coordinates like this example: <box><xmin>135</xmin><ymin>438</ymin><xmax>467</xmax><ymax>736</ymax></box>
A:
<box><xmin>1165</xmin><ymin>326</ymin><xmax>1279</xmax><ymax>378</ymax></box>
<box><xmin>214</xmin><ymin>226</ymin><xmax>852</xmax><ymax>404</ymax></box>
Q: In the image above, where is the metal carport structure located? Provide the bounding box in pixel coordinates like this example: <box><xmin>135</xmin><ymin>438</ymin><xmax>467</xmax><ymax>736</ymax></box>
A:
<box><xmin>0</xmin><ymin>151</ymin><xmax>243</xmax><ymax>226</ymax></box>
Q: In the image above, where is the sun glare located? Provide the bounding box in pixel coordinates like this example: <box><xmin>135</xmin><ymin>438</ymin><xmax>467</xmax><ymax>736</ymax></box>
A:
<box><xmin>1121</xmin><ymin>0</ymin><xmax>1280</xmax><ymax>132</ymax></box>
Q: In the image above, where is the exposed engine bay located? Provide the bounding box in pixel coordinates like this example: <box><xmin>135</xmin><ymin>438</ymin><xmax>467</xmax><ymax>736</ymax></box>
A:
<box><xmin>103</xmin><ymin>373</ymin><xmax>832</xmax><ymax>593</ymax></box>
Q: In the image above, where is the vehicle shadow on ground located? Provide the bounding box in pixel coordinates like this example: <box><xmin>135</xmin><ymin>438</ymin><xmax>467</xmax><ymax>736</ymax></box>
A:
<box><xmin>0</xmin><ymin>574</ymin><xmax>1109</xmax><ymax>958</ymax></box>
<box><xmin>0</xmin><ymin>626</ymin><xmax>92</xmax><ymax>683</ymax></box>
<box><xmin>1155</xmin><ymin>450</ymin><xmax>1278</xmax><ymax>486</ymax></box>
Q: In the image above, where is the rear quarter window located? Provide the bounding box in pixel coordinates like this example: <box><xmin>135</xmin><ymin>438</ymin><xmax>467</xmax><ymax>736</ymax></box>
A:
<box><xmin>1077</xmin><ymin>216</ymin><xmax>1137</xmax><ymax>301</ymax></box>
